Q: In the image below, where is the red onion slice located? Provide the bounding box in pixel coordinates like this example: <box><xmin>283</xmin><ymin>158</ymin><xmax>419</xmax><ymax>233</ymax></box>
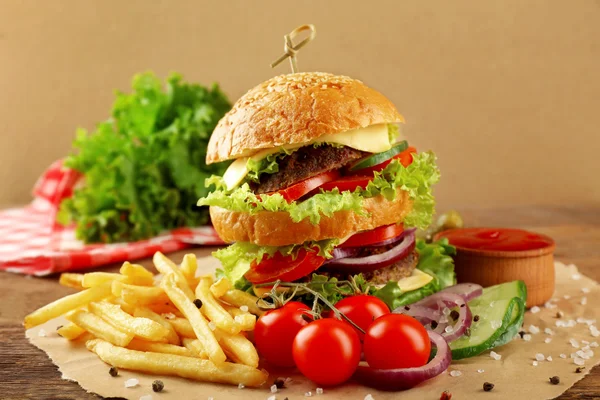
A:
<box><xmin>439</xmin><ymin>283</ymin><xmax>483</xmax><ymax>302</ymax></box>
<box><xmin>354</xmin><ymin>330</ymin><xmax>451</xmax><ymax>391</ymax></box>
<box><xmin>394</xmin><ymin>304</ymin><xmax>442</xmax><ymax>324</ymax></box>
<box><xmin>324</xmin><ymin>230</ymin><xmax>416</xmax><ymax>272</ymax></box>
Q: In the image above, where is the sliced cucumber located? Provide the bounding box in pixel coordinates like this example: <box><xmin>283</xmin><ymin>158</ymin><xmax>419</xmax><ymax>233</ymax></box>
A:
<box><xmin>349</xmin><ymin>141</ymin><xmax>408</xmax><ymax>171</ymax></box>
<box><xmin>450</xmin><ymin>281</ymin><xmax>526</xmax><ymax>360</ymax></box>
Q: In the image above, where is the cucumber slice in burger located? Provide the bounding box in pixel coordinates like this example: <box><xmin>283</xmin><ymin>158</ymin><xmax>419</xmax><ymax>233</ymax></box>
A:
<box><xmin>349</xmin><ymin>141</ymin><xmax>408</xmax><ymax>172</ymax></box>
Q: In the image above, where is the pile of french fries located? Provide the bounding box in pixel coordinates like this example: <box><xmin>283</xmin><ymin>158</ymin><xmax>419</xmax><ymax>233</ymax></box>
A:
<box><xmin>24</xmin><ymin>252</ymin><xmax>268</xmax><ymax>387</ymax></box>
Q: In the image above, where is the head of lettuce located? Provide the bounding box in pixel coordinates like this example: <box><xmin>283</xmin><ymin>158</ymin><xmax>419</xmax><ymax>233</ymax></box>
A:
<box><xmin>197</xmin><ymin>72</ymin><xmax>455</xmax><ymax>308</ymax></box>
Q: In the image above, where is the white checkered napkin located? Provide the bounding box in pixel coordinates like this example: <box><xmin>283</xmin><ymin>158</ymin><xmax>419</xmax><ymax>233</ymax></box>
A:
<box><xmin>0</xmin><ymin>160</ymin><xmax>224</xmax><ymax>276</ymax></box>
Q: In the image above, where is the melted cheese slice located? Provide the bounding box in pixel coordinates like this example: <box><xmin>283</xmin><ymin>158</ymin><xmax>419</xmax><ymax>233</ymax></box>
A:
<box><xmin>222</xmin><ymin>123</ymin><xmax>391</xmax><ymax>190</ymax></box>
<box><xmin>396</xmin><ymin>269</ymin><xmax>434</xmax><ymax>292</ymax></box>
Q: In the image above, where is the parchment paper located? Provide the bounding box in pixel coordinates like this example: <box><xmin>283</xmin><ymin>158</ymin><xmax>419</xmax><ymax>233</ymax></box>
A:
<box><xmin>27</xmin><ymin>259</ymin><xmax>600</xmax><ymax>400</ymax></box>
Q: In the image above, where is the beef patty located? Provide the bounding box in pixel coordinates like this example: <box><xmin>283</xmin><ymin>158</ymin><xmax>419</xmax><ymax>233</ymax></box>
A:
<box><xmin>320</xmin><ymin>250</ymin><xmax>419</xmax><ymax>285</ymax></box>
<box><xmin>253</xmin><ymin>145</ymin><xmax>366</xmax><ymax>194</ymax></box>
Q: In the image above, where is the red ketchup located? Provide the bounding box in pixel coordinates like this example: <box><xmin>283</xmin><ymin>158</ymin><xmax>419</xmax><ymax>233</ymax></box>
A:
<box><xmin>437</xmin><ymin>228</ymin><xmax>554</xmax><ymax>252</ymax></box>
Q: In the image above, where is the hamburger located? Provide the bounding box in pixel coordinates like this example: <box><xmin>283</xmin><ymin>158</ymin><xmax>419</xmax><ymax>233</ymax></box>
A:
<box><xmin>198</xmin><ymin>72</ymin><xmax>455</xmax><ymax>308</ymax></box>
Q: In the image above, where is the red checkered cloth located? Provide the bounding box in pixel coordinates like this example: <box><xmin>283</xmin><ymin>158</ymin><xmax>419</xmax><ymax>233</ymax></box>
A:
<box><xmin>0</xmin><ymin>160</ymin><xmax>224</xmax><ymax>276</ymax></box>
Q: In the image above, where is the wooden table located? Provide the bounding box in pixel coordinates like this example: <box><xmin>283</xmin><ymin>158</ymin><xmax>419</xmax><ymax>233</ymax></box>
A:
<box><xmin>1</xmin><ymin>205</ymin><xmax>599</xmax><ymax>399</ymax></box>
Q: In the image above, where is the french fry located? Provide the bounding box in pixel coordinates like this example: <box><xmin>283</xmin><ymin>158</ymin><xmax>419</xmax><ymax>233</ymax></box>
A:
<box><xmin>196</xmin><ymin>277</ymin><xmax>239</xmax><ymax>334</ymax></box>
<box><xmin>58</xmin><ymin>273</ymin><xmax>84</xmax><ymax>290</ymax></box>
<box><xmin>110</xmin><ymin>297</ymin><xmax>136</xmax><ymax>315</ymax></box>
<box><xmin>134</xmin><ymin>307</ymin><xmax>180</xmax><ymax>345</ymax></box>
<box><xmin>182</xmin><ymin>338</ymin><xmax>208</xmax><ymax>358</ymax></box>
<box><xmin>127</xmin><ymin>338</ymin><xmax>193</xmax><ymax>357</ymax></box>
<box><xmin>213</xmin><ymin>329</ymin><xmax>259</xmax><ymax>368</ymax></box>
<box><xmin>120</xmin><ymin>262</ymin><xmax>155</xmax><ymax>282</ymax></box>
<box><xmin>89</xmin><ymin>301</ymin><xmax>170</xmax><ymax>342</ymax></box>
<box><xmin>210</xmin><ymin>277</ymin><xmax>232</xmax><ymax>298</ymax></box>
<box><xmin>221</xmin><ymin>303</ymin><xmax>256</xmax><ymax>331</ymax></box>
<box><xmin>221</xmin><ymin>289</ymin><xmax>264</xmax><ymax>317</ymax></box>
<box><xmin>82</xmin><ymin>272</ymin><xmax>128</xmax><ymax>288</ymax></box>
<box><xmin>161</xmin><ymin>273</ymin><xmax>226</xmax><ymax>364</ymax></box>
<box><xmin>112</xmin><ymin>281</ymin><xmax>169</xmax><ymax>306</ymax></box>
<box><xmin>56</xmin><ymin>322</ymin><xmax>86</xmax><ymax>340</ymax></box>
<box><xmin>180</xmin><ymin>254</ymin><xmax>198</xmax><ymax>281</ymax></box>
<box><xmin>87</xmin><ymin>339</ymin><xmax>268</xmax><ymax>387</ymax></box>
<box><xmin>67</xmin><ymin>310</ymin><xmax>133</xmax><ymax>347</ymax></box>
<box><xmin>24</xmin><ymin>282</ymin><xmax>112</xmax><ymax>329</ymax></box>
<box><xmin>153</xmin><ymin>252</ymin><xmax>195</xmax><ymax>300</ymax></box>
<box><xmin>147</xmin><ymin>302</ymin><xmax>184</xmax><ymax>317</ymax></box>
<box><xmin>169</xmin><ymin>317</ymin><xmax>196</xmax><ymax>338</ymax></box>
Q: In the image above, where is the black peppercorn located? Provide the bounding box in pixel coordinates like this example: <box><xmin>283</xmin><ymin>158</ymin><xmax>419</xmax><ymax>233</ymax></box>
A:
<box><xmin>152</xmin><ymin>380</ymin><xmax>164</xmax><ymax>392</ymax></box>
<box><xmin>576</xmin><ymin>367</ymin><xmax>585</xmax><ymax>373</ymax></box>
<box><xmin>431</xmin><ymin>321</ymin><xmax>439</xmax><ymax>329</ymax></box>
<box><xmin>109</xmin><ymin>367</ymin><xmax>118</xmax><ymax>377</ymax></box>
<box><xmin>449</xmin><ymin>310</ymin><xmax>459</xmax><ymax>321</ymax></box>
<box><xmin>483</xmin><ymin>382</ymin><xmax>494</xmax><ymax>392</ymax></box>
<box><xmin>440</xmin><ymin>390</ymin><xmax>452</xmax><ymax>400</ymax></box>
<box><xmin>193</xmin><ymin>299</ymin><xmax>203</xmax><ymax>308</ymax></box>
<box><xmin>274</xmin><ymin>378</ymin><xmax>285</xmax><ymax>389</ymax></box>
<box><xmin>549</xmin><ymin>376</ymin><xmax>560</xmax><ymax>385</ymax></box>
<box><xmin>473</xmin><ymin>315</ymin><xmax>480</xmax><ymax>322</ymax></box>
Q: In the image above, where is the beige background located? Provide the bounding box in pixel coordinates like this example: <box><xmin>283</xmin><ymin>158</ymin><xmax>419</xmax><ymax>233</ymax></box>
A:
<box><xmin>1</xmin><ymin>0</ymin><xmax>599</xmax><ymax>210</ymax></box>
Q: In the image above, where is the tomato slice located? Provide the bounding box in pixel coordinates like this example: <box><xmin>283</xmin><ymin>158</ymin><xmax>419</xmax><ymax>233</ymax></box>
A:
<box><xmin>351</xmin><ymin>147</ymin><xmax>417</xmax><ymax>176</ymax></box>
<box><xmin>340</xmin><ymin>223</ymin><xmax>405</xmax><ymax>248</ymax></box>
<box><xmin>317</xmin><ymin>175</ymin><xmax>372</xmax><ymax>193</ymax></box>
<box><xmin>245</xmin><ymin>248</ymin><xmax>326</xmax><ymax>284</ymax></box>
<box><xmin>271</xmin><ymin>170</ymin><xmax>340</xmax><ymax>203</ymax></box>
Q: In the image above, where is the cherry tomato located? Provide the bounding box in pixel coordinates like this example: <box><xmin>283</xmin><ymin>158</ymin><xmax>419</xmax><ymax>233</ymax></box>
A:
<box><xmin>364</xmin><ymin>313</ymin><xmax>431</xmax><ymax>369</ymax></box>
<box><xmin>317</xmin><ymin>175</ymin><xmax>372</xmax><ymax>193</ymax></box>
<box><xmin>332</xmin><ymin>295</ymin><xmax>390</xmax><ymax>339</ymax></box>
<box><xmin>254</xmin><ymin>301</ymin><xmax>311</xmax><ymax>367</ymax></box>
<box><xmin>354</xmin><ymin>147</ymin><xmax>417</xmax><ymax>176</ymax></box>
<box><xmin>340</xmin><ymin>223</ymin><xmax>405</xmax><ymax>248</ymax></box>
<box><xmin>293</xmin><ymin>318</ymin><xmax>361</xmax><ymax>386</ymax></box>
<box><xmin>272</xmin><ymin>170</ymin><xmax>340</xmax><ymax>202</ymax></box>
<box><xmin>244</xmin><ymin>248</ymin><xmax>326</xmax><ymax>284</ymax></box>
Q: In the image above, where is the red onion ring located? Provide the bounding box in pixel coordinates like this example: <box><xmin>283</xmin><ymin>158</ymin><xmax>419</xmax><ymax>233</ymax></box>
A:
<box><xmin>354</xmin><ymin>330</ymin><xmax>451</xmax><ymax>391</ymax></box>
<box><xmin>439</xmin><ymin>283</ymin><xmax>483</xmax><ymax>302</ymax></box>
<box><xmin>324</xmin><ymin>230</ymin><xmax>416</xmax><ymax>272</ymax></box>
<box><xmin>394</xmin><ymin>304</ymin><xmax>442</xmax><ymax>324</ymax></box>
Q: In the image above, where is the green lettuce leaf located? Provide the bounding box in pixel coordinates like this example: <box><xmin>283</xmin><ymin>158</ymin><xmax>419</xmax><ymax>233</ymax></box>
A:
<box><xmin>58</xmin><ymin>72</ymin><xmax>231</xmax><ymax>243</ymax></box>
<box><xmin>213</xmin><ymin>239</ymin><xmax>340</xmax><ymax>285</ymax></box>
<box><xmin>388</xmin><ymin>124</ymin><xmax>401</xmax><ymax>143</ymax></box>
<box><xmin>199</xmin><ymin>151</ymin><xmax>439</xmax><ymax>229</ymax></box>
<box><xmin>372</xmin><ymin>238</ymin><xmax>456</xmax><ymax>309</ymax></box>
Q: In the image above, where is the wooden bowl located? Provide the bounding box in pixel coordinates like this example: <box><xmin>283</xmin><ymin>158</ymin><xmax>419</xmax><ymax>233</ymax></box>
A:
<box><xmin>434</xmin><ymin>228</ymin><xmax>556</xmax><ymax>308</ymax></box>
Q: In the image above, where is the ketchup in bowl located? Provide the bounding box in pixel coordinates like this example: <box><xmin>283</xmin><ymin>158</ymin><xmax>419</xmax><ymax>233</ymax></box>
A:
<box><xmin>437</xmin><ymin>228</ymin><xmax>554</xmax><ymax>253</ymax></box>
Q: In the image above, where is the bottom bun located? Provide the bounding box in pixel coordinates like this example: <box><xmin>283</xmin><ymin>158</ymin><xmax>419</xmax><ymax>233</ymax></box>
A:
<box><xmin>209</xmin><ymin>190</ymin><xmax>413</xmax><ymax>246</ymax></box>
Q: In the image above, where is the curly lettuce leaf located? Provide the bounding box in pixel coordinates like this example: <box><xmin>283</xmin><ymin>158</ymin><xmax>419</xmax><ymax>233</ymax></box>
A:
<box><xmin>199</xmin><ymin>151</ymin><xmax>439</xmax><ymax>229</ymax></box>
<box><xmin>388</xmin><ymin>124</ymin><xmax>401</xmax><ymax>144</ymax></box>
<box><xmin>372</xmin><ymin>238</ymin><xmax>456</xmax><ymax>309</ymax></box>
<box><xmin>58</xmin><ymin>72</ymin><xmax>231</xmax><ymax>243</ymax></box>
<box><xmin>213</xmin><ymin>239</ymin><xmax>339</xmax><ymax>285</ymax></box>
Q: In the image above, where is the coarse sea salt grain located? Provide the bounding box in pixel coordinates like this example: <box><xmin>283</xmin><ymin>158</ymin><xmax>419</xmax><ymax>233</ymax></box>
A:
<box><xmin>491</xmin><ymin>320</ymin><xmax>502</xmax><ymax>329</ymax></box>
<box><xmin>582</xmin><ymin>340</ymin><xmax>590</xmax><ymax>345</ymax></box>
<box><xmin>570</xmin><ymin>338</ymin><xmax>580</xmax><ymax>348</ymax></box>
<box><xmin>576</xmin><ymin>350</ymin><xmax>589</xmax><ymax>360</ymax></box>
<box><xmin>590</xmin><ymin>326</ymin><xmax>600</xmax><ymax>338</ymax></box>
<box><xmin>533</xmin><ymin>361</ymin><xmax>538</xmax><ymax>366</ymax></box>
<box><xmin>125</xmin><ymin>378</ymin><xmax>139</xmax><ymax>388</ymax></box>
<box><xmin>547</xmin><ymin>356</ymin><xmax>553</xmax><ymax>361</ymax></box>
<box><xmin>572</xmin><ymin>274</ymin><xmax>582</xmax><ymax>280</ymax></box>
<box><xmin>564</xmin><ymin>295</ymin><xmax>571</xmax><ymax>300</ymax></box>
<box><xmin>240</xmin><ymin>305</ymin><xmax>249</xmax><ymax>312</ymax></box>
<box><xmin>271</xmin><ymin>384</ymin><xmax>278</xmax><ymax>393</ymax></box>
<box><xmin>582</xmin><ymin>287</ymin><xmax>590</xmax><ymax>294</ymax></box>
<box><xmin>545</xmin><ymin>328</ymin><xmax>555</xmax><ymax>335</ymax></box>
<box><xmin>545</xmin><ymin>301</ymin><xmax>557</xmax><ymax>309</ymax></box>
<box><xmin>38</xmin><ymin>329</ymin><xmax>47</xmax><ymax>337</ymax></box>
<box><xmin>364</xmin><ymin>395</ymin><xmax>375</xmax><ymax>400</ymax></box>
<box><xmin>238</xmin><ymin>383</ymin><xmax>245</xmax><ymax>389</ymax></box>
<box><xmin>267</xmin><ymin>396</ymin><xmax>276</xmax><ymax>400</ymax></box>
<box><xmin>581</xmin><ymin>297</ymin><xmax>588</xmax><ymax>306</ymax></box>
<box><xmin>162</xmin><ymin>313</ymin><xmax>176</xmax><ymax>320</ymax></box>
<box><xmin>490</xmin><ymin>351</ymin><xmax>502</xmax><ymax>361</ymax></box>
<box><xmin>590</xmin><ymin>342</ymin><xmax>599</xmax><ymax>348</ymax></box>
<box><xmin>477</xmin><ymin>369</ymin><xmax>485</xmax><ymax>373</ymax></box>
<box><xmin>523</xmin><ymin>334</ymin><xmax>532</xmax><ymax>341</ymax></box>
<box><xmin>560</xmin><ymin>354</ymin><xmax>567</xmax><ymax>359</ymax></box>
<box><xmin>208</xmin><ymin>321</ymin><xmax>216</xmax><ymax>331</ymax></box>
<box><xmin>574</xmin><ymin>357</ymin><xmax>586</xmax><ymax>366</ymax></box>
<box><xmin>445</xmin><ymin>326</ymin><xmax>454</xmax><ymax>333</ymax></box>
<box><xmin>305</xmin><ymin>392</ymin><xmax>313</xmax><ymax>397</ymax></box>
<box><xmin>529</xmin><ymin>325</ymin><xmax>540</xmax><ymax>334</ymax></box>
<box><xmin>545</xmin><ymin>338</ymin><xmax>552</xmax><ymax>344</ymax></box>
<box><xmin>450</xmin><ymin>370</ymin><xmax>462</xmax><ymax>377</ymax></box>
<box><xmin>556</xmin><ymin>320</ymin><xmax>567</xmax><ymax>328</ymax></box>
<box><xmin>139</xmin><ymin>396</ymin><xmax>153</xmax><ymax>400</ymax></box>
<box><xmin>316</xmin><ymin>388</ymin><xmax>324</xmax><ymax>395</ymax></box>
<box><xmin>530</xmin><ymin>306</ymin><xmax>541</xmax><ymax>314</ymax></box>
<box><xmin>567</xmin><ymin>320</ymin><xmax>577</xmax><ymax>327</ymax></box>
<box><xmin>535</xmin><ymin>353</ymin><xmax>545</xmax><ymax>361</ymax></box>
<box><xmin>442</xmin><ymin>307</ymin><xmax>451</xmax><ymax>316</ymax></box>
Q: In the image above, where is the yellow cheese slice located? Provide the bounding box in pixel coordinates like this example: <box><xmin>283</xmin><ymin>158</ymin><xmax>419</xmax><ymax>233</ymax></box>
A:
<box><xmin>221</xmin><ymin>123</ymin><xmax>391</xmax><ymax>190</ymax></box>
<box><xmin>396</xmin><ymin>269</ymin><xmax>434</xmax><ymax>292</ymax></box>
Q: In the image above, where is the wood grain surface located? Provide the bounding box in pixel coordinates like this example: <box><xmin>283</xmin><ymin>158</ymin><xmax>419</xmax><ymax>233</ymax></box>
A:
<box><xmin>1</xmin><ymin>205</ymin><xmax>599</xmax><ymax>400</ymax></box>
